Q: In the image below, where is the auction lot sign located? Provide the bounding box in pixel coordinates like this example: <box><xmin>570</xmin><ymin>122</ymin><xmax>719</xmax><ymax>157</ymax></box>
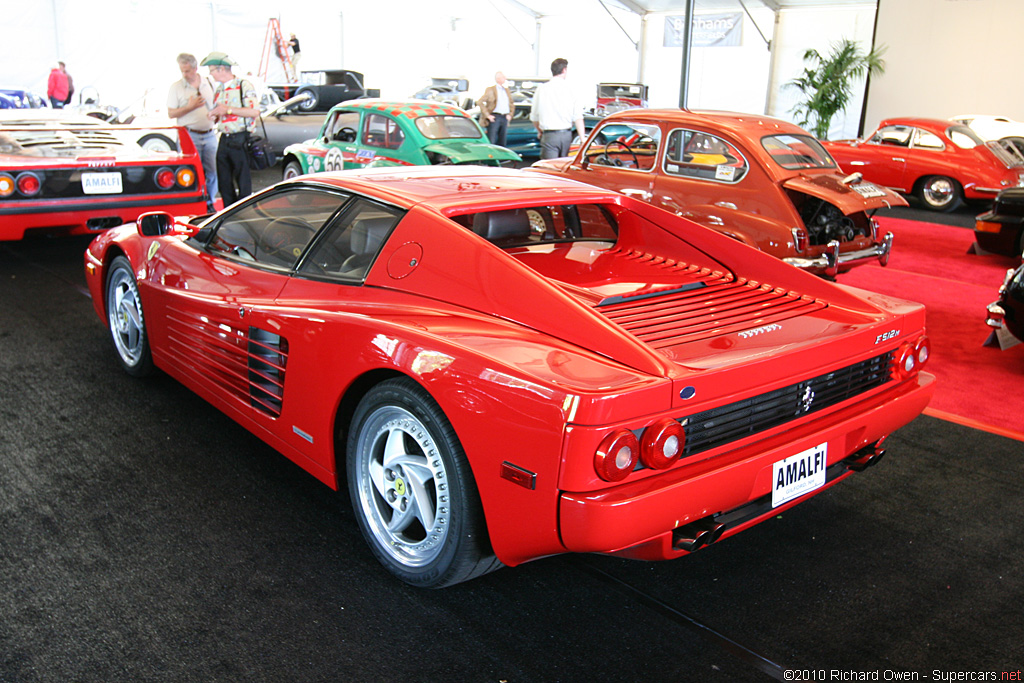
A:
<box><xmin>664</xmin><ymin>12</ymin><xmax>743</xmax><ymax>48</ymax></box>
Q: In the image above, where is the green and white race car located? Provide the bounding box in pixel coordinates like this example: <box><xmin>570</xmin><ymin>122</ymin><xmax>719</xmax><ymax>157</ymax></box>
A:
<box><xmin>281</xmin><ymin>99</ymin><xmax>520</xmax><ymax>179</ymax></box>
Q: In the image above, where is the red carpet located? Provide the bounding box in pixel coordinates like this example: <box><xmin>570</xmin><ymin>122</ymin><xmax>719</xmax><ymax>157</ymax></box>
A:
<box><xmin>839</xmin><ymin>217</ymin><xmax>1024</xmax><ymax>440</ymax></box>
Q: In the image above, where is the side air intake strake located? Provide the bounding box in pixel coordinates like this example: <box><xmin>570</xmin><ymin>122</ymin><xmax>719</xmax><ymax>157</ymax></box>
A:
<box><xmin>248</xmin><ymin>328</ymin><xmax>288</xmax><ymax>417</ymax></box>
<box><xmin>164</xmin><ymin>307</ymin><xmax>288</xmax><ymax>418</ymax></box>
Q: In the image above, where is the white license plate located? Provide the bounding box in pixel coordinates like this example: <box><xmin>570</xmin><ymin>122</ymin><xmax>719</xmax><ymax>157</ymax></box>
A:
<box><xmin>82</xmin><ymin>172</ymin><xmax>123</xmax><ymax>194</ymax></box>
<box><xmin>851</xmin><ymin>182</ymin><xmax>886</xmax><ymax>198</ymax></box>
<box><xmin>771</xmin><ymin>442</ymin><xmax>828</xmax><ymax>508</ymax></box>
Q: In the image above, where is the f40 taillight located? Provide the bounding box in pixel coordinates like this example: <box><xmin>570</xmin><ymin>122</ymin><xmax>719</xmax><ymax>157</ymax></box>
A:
<box><xmin>154</xmin><ymin>167</ymin><xmax>176</xmax><ymax>190</ymax></box>
<box><xmin>176</xmin><ymin>167</ymin><xmax>196</xmax><ymax>187</ymax></box>
<box><xmin>16</xmin><ymin>172</ymin><xmax>42</xmax><ymax>197</ymax></box>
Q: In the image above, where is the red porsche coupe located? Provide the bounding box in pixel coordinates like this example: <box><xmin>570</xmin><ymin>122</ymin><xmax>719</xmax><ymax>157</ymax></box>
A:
<box><xmin>824</xmin><ymin>117</ymin><xmax>1024</xmax><ymax>212</ymax></box>
<box><xmin>84</xmin><ymin>166</ymin><xmax>934</xmax><ymax>587</ymax></box>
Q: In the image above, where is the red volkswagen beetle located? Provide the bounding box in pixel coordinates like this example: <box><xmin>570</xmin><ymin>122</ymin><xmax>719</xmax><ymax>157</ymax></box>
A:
<box><xmin>824</xmin><ymin>117</ymin><xmax>1024</xmax><ymax>212</ymax></box>
<box><xmin>84</xmin><ymin>166</ymin><xmax>934</xmax><ymax>587</ymax></box>
<box><xmin>530</xmin><ymin>109</ymin><xmax>905</xmax><ymax>278</ymax></box>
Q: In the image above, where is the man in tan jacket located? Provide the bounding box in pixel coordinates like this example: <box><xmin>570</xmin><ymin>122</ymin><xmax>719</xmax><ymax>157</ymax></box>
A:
<box><xmin>478</xmin><ymin>71</ymin><xmax>515</xmax><ymax>147</ymax></box>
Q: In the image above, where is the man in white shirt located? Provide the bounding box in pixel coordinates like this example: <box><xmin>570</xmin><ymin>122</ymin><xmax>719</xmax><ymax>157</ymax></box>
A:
<box><xmin>167</xmin><ymin>53</ymin><xmax>218</xmax><ymax>211</ymax></box>
<box><xmin>530</xmin><ymin>58</ymin><xmax>587</xmax><ymax>159</ymax></box>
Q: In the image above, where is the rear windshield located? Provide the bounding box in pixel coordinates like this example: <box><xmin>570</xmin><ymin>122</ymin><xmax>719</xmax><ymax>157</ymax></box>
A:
<box><xmin>451</xmin><ymin>204</ymin><xmax>618</xmax><ymax>248</ymax></box>
<box><xmin>415</xmin><ymin>115</ymin><xmax>482</xmax><ymax>140</ymax></box>
<box><xmin>946</xmin><ymin>124</ymin><xmax>984</xmax><ymax>149</ymax></box>
<box><xmin>761</xmin><ymin>134</ymin><xmax>836</xmax><ymax>170</ymax></box>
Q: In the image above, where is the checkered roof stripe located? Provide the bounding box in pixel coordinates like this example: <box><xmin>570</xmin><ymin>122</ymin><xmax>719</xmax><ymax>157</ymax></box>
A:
<box><xmin>348</xmin><ymin>100</ymin><xmax>465</xmax><ymax>119</ymax></box>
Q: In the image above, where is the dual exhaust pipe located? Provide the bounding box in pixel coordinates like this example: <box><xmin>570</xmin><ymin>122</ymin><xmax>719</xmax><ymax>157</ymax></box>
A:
<box><xmin>844</xmin><ymin>437</ymin><xmax>887</xmax><ymax>472</ymax></box>
<box><xmin>672</xmin><ymin>517</ymin><xmax>727</xmax><ymax>553</ymax></box>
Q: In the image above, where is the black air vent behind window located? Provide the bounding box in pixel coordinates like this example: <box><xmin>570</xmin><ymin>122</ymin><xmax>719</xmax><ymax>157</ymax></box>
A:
<box><xmin>248</xmin><ymin>328</ymin><xmax>288</xmax><ymax>417</ymax></box>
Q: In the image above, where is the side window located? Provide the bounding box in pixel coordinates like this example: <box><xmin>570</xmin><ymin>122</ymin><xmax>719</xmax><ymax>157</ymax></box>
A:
<box><xmin>584</xmin><ymin>123</ymin><xmax>661</xmax><ymax>171</ymax></box>
<box><xmin>663</xmin><ymin>129</ymin><xmax>748</xmax><ymax>182</ymax></box>
<box><xmin>298</xmin><ymin>199</ymin><xmax>404</xmax><ymax>280</ymax></box>
<box><xmin>870</xmin><ymin>125</ymin><xmax>912</xmax><ymax>147</ymax></box>
<box><xmin>207</xmin><ymin>189</ymin><xmax>348</xmax><ymax>269</ymax></box>
<box><xmin>328</xmin><ymin>111</ymin><xmax>360</xmax><ymax>142</ymax></box>
<box><xmin>362</xmin><ymin>113</ymin><xmax>405</xmax><ymax>150</ymax></box>
<box><xmin>912</xmin><ymin>128</ymin><xmax>945</xmax><ymax>150</ymax></box>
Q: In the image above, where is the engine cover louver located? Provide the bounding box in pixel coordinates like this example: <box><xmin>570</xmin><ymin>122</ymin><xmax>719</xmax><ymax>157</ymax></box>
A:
<box><xmin>596</xmin><ymin>266</ymin><xmax>827</xmax><ymax>349</ymax></box>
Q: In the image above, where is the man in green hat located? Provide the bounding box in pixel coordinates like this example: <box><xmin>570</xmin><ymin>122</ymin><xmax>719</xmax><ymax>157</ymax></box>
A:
<box><xmin>201</xmin><ymin>51</ymin><xmax>260</xmax><ymax>205</ymax></box>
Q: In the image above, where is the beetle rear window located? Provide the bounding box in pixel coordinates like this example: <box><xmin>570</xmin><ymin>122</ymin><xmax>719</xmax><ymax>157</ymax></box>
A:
<box><xmin>415</xmin><ymin>116</ymin><xmax>482</xmax><ymax>140</ymax></box>
<box><xmin>664</xmin><ymin>129</ymin><xmax>748</xmax><ymax>182</ymax></box>
<box><xmin>761</xmin><ymin>134</ymin><xmax>836</xmax><ymax>170</ymax></box>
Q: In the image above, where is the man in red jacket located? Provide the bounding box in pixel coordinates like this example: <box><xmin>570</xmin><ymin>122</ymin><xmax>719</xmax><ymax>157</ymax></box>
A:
<box><xmin>47</xmin><ymin>62</ymin><xmax>69</xmax><ymax>108</ymax></box>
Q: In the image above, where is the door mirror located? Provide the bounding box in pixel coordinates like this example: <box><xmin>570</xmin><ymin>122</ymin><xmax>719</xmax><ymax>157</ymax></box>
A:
<box><xmin>136</xmin><ymin>211</ymin><xmax>175</xmax><ymax>236</ymax></box>
<box><xmin>137</xmin><ymin>211</ymin><xmax>200</xmax><ymax>237</ymax></box>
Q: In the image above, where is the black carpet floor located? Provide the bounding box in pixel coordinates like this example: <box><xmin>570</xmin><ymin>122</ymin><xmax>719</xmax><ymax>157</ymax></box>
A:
<box><xmin>2</xmin><ymin>201</ymin><xmax>1021</xmax><ymax>682</ymax></box>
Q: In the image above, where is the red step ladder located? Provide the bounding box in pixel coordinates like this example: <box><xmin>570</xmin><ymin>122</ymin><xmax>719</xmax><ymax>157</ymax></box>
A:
<box><xmin>258</xmin><ymin>18</ymin><xmax>294</xmax><ymax>83</ymax></box>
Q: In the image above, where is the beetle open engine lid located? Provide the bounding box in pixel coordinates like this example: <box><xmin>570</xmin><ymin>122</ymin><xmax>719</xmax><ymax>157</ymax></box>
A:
<box><xmin>782</xmin><ymin>173</ymin><xmax>907</xmax><ymax>213</ymax></box>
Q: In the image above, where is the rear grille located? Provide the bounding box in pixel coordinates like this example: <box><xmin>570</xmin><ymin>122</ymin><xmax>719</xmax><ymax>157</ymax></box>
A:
<box><xmin>598</xmin><ymin>276</ymin><xmax>827</xmax><ymax>348</ymax></box>
<box><xmin>681</xmin><ymin>351</ymin><xmax>894</xmax><ymax>458</ymax></box>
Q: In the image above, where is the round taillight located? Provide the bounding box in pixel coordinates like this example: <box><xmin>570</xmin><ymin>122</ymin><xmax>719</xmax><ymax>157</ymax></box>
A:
<box><xmin>895</xmin><ymin>342</ymin><xmax>917</xmax><ymax>380</ymax></box>
<box><xmin>154</xmin><ymin>167</ymin><xmax>175</xmax><ymax>190</ymax></box>
<box><xmin>176</xmin><ymin>167</ymin><xmax>196</xmax><ymax>187</ymax></box>
<box><xmin>915</xmin><ymin>336</ymin><xmax>930</xmax><ymax>368</ymax></box>
<box><xmin>595</xmin><ymin>429</ymin><xmax>639</xmax><ymax>482</ymax></box>
<box><xmin>640</xmin><ymin>418</ymin><xmax>685</xmax><ymax>470</ymax></box>
<box><xmin>0</xmin><ymin>173</ymin><xmax>14</xmax><ymax>198</ymax></box>
<box><xmin>16</xmin><ymin>172</ymin><xmax>41</xmax><ymax>197</ymax></box>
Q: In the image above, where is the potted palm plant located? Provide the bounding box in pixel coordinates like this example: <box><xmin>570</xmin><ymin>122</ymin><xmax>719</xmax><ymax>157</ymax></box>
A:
<box><xmin>787</xmin><ymin>38</ymin><xmax>886</xmax><ymax>140</ymax></box>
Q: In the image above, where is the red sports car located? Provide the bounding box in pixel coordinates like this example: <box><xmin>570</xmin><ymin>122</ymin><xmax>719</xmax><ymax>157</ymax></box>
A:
<box><xmin>0</xmin><ymin>115</ymin><xmax>207</xmax><ymax>241</ymax></box>
<box><xmin>530</xmin><ymin>109</ymin><xmax>905</xmax><ymax>278</ymax></box>
<box><xmin>84</xmin><ymin>166</ymin><xmax>934</xmax><ymax>587</ymax></box>
<box><xmin>824</xmin><ymin>117</ymin><xmax>1024</xmax><ymax>212</ymax></box>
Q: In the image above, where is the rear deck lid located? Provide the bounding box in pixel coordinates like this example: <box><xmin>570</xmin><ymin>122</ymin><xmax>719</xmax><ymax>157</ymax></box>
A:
<box><xmin>782</xmin><ymin>173</ymin><xmax>906</xmax><ymax>213</ymax></box>
<box><xmin>422</xmin><ymin>141</ymin><xmax>520</xmax><ymax>164</ymax></box>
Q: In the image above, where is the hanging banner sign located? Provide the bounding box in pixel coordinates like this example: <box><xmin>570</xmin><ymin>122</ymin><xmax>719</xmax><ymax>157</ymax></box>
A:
<box><xmin>664</xmin><ymin>12</ymin><xmax>744</xmax><ymax>48</ymax></box>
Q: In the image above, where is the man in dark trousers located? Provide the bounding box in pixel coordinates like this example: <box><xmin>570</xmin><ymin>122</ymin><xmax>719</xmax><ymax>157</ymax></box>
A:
<box><xmin>288</xmin><ymin>33</ymin><xmax>301</xmax><ymax>80</ymax></box>
<box><xmin>202</xmin><ymin>51</ymin><xmax>260</xmax><ymax>206</ymax></box>
<box><xmin>478</xmin><ymin>71</ymin><xmax>515</xmax><ymax>147</ymax></box>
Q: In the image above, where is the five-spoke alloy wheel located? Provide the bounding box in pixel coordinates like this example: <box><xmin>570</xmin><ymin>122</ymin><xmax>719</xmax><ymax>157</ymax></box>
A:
<box><xmin>105</xmin><ymin>255</ymin><xmax>153</xmax><ymax>377</ymax></box>
<box><xmin>347</xmin><ymin>378</ymin><xmax>497</xmax><ymax>588</ymax></box>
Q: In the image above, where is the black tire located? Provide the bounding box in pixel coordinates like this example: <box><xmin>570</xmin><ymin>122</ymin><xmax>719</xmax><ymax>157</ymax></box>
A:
<box><xmin>296</xmin><ymin>86</ymin><xmax>319</xmax><ymax>112</ymax></box>
<box><xmin>916</xmin><ymin>175</ymin><xmax>962</xmax><ymax>212</ymax></box>
<box><xmin>105</xmin><ymin>255</ymin><xmax>154</xmax><ymax>377</ymax></box>
<box><xmin>346</xmin><ymin>378</ymin><xmax>500</xmax><ymax>588</ymax></box>
<box><xmin>138</xmin><ymin>133</ymin><xmax>175</xmax><ymax>153</ymax></box>
<box><xmin>282</xmin><ymin>159</ymin><xmax>304</xmax><ymax>180</ymax></box>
